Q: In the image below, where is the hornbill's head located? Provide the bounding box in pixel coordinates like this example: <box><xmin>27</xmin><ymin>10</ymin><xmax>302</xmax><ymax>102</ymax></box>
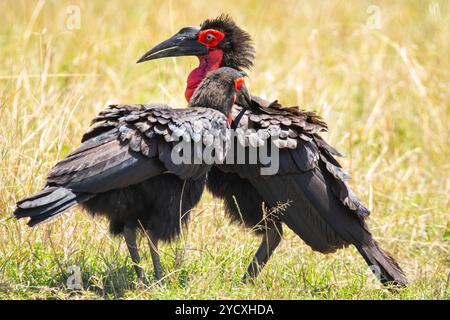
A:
<box><xmin>137</xmin><ymin>15</ymin><xmax>255</xmax><ymax>103</ymax></box>
<box><xmin>189</xmin><ymin>67</ymin><xmax>252</xmax><ymax>124</ymax></box>
<box><xmin>137</xmin><ymin>14</ymin><xmax>255</xmax><ymax>71</ymax></box>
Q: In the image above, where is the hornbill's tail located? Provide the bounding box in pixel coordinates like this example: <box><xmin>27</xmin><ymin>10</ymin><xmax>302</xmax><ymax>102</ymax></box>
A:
<box><xmin>358</xmin><ymin>238</ymin><xmax>407</xmax><ymax>287</ymax></box>
<box><xmin>14</xmin><ymin>186</ymin><xmax>93</xmax><ymax>227</ymax></box>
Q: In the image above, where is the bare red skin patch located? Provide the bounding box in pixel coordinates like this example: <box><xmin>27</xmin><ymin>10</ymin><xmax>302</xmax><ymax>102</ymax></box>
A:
<box><xmin>234</xmin><ymin>77</ymin><xmax>245</xmax><ymax>91</ymax></box>
<box><xmin>185</xmin><ymin>50</ymin><xmax>223</xmax><ymax>102</ymax></box>
<box><xmin>227</xmin><ymin>112</ymin><xmax>233</xmax><ymax>126</ymax></box>
<box><xmin>198</xmin><ymin>29</ymin><xmax>225</xmax><ymax>47</ymax></box>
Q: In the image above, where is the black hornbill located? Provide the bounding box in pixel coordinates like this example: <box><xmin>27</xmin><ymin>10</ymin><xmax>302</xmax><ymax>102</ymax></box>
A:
<box><xmin>137</xmin><ymin>15</ymin><xmax>407</xmax><ymax>286</ymax></box>
<box><xmin>15</xmin><ymin>67</ymin><xmax>251</xmax><ymax>283</ymax></box>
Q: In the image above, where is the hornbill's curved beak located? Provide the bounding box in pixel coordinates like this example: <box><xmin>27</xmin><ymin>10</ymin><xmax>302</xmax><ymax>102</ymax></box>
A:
<box><xmin>232</xmin><ymin>82</ymin><xmax>253</xmax><ymax>129</ymax></box>
<box><xmin>239</xmin><ymin>83</ymin><xmax>253</xmax><ymax>110</ymax></box>
<box><xmin>137</xmin><ymin>26</ymin><xmax>208</xmax><ymax>63</ymax></box>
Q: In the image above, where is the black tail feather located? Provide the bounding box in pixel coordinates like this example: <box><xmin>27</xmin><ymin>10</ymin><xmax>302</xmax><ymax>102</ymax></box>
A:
<box><xmin>358</xmin><ymin>239</ymin><xmax>408</xmax><ymax>287</ymax></box>
<box><xmin>15</xmin><ymin>187</ymin><xmax>93</xmax><ymax>227</ymax></box>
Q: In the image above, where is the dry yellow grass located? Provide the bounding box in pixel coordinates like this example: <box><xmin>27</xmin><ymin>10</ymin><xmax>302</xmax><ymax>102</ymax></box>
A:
<box><xmin>0</xmin><ymin>0</ymin><xmax>448</xmax><ymax>299</ymax></box>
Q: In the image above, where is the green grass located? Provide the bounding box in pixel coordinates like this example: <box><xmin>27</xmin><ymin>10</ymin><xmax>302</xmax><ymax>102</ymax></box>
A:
<box><xmin>0</xmin><ymin>0</ymin><xmax>449</xmax><ymax>299</ymax></box>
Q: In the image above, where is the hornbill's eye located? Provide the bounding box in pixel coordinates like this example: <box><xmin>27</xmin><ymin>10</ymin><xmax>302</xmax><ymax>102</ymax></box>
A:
<box><xmin>198</xmin><ymin>29</ymin><xmax>225</xmax><ymax>47</ymax></box>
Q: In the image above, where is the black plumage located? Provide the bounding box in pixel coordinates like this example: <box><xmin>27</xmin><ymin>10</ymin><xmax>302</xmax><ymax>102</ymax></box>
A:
<box><xmin>139</xmin><ymin>15</ymin><xmax>407</xmax><ymax>286</ymax></box>
<box><xmin>15</xmin><ymin>67</ymin><xmax>250</xmax><ymax>282</ymax></box>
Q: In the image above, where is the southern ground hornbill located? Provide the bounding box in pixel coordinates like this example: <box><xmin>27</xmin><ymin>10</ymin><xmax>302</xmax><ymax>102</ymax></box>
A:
<box><xmin>15</xmin><ymin>67</ymin><xmax>251</xmax><ymax>283</ymax></box>
<box><xmin>137</xmin><ymin>15</ymin><xmax>407</xmax><ymax>286</ymax></box>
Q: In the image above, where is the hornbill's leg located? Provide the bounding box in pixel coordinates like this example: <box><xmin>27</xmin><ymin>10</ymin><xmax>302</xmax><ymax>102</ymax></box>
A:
<box><xmin>123</xmin><ymin>226</ymin><xmax>147</xmax><ymax>283</ymax></box>
<box><xmin>145</xmin><ymin>229</ymin><xmax>164</xmax><ymax>282</ymax></box>
<box><xmin>242</xmin><ymin>223</ymin><xmax>283</xmax><ymax>283</ymax></box>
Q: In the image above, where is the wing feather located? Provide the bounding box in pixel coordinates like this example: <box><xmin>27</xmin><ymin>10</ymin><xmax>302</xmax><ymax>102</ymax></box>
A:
<box><xmin>45</xmin><ymin>104</ymin><xmax>231</xmax><ymax>193</ymax></box>
<box><xmin>226</xmin><ymin>95</ymin><xmax>369</xmax><ymax>217</ymax></box>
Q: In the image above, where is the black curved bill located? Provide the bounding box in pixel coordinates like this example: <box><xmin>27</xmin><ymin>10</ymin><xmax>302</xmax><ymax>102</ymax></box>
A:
<box><xmin>232</xmin><ymin>83</ymin><xmax>253</xmax><ymax>129</ymax></box>
<box><xmin>137</xmin><ymin>26</ymin><xmax>208</xmax><ymax>63</ymax></box>
<box><xmin>239</xmin><ymin>84</ymin><xmax>252</xmax><ymax>110</ymax></box>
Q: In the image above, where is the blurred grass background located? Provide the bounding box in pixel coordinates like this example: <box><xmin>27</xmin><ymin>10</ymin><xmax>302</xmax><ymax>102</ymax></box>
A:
<box><xmin>0</xmin><ymin>0</ymin><xmax>448</xmax><ymax>299</ymax></box>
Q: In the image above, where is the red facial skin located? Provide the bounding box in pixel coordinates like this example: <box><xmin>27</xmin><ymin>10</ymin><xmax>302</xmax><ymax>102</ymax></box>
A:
<box><xmin>198</xmin><ymin>29</ymin><xmax>225</xmax><ymax>47</ymax></box>
<box><xmin>185</xmin><ymin>29</ymin><xmax>226</xmax><ymax>102</ymax></box>
<box><xmin>234</xmin><ymin>77</ymin><xmax>245</xmax><ymax>91</ymax></box>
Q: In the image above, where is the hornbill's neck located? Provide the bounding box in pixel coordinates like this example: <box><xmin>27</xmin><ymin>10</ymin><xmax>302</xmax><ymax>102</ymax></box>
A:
<box><xmin>185</xmin><ymin>50</ymin><xmax>224</xmax><ymax>102</ymax></box>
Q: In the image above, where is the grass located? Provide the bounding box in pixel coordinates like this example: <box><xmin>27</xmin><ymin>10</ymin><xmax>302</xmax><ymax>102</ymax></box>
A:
<box><xmin>0</xmin><ymin>0</ymin><xmax>449</xmax><ymax>299</ymax></box>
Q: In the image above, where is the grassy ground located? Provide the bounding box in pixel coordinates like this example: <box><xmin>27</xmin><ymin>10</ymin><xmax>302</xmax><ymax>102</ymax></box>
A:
<box><xmin>0</xmin><ymin>0</ymin><xmax>448</xmax><ymax>299</ymax></box>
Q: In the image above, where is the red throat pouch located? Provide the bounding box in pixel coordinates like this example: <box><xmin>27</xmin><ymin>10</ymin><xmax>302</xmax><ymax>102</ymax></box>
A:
<box><xmin>227</xmin><ymin>112</ymin><xmax>233</xmax><ymax>126</ymax></box>
<box><xmin>185</xmin><ymin>50</ymin><xmax>223</xmax><ymax>102</ymax></box>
